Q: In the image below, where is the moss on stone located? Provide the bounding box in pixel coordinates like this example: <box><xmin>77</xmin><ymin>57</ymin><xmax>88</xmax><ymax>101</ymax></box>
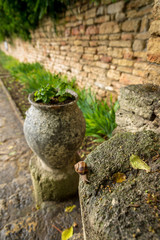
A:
<box><xmin>30</xmin><ymin>156</ymin><xmax>79</xmax><ymax>205</ymax></box>
<box><xmin>79</xmin><ymin>131</ymin><xmax>160</xmax><ymax>240</ymax></box>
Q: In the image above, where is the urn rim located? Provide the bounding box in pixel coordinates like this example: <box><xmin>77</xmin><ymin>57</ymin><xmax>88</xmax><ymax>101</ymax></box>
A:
<box><xmin>28</xmin><ymin>89</ymin><xmax>78</xmax><ymax>109</ymax></box>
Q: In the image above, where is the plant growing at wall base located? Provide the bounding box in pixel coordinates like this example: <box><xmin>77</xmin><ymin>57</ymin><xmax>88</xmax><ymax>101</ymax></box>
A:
<box><xmin>77</xmin><ymin>89</ymin><xmax>119</xmax><ymax>142</ymax></box>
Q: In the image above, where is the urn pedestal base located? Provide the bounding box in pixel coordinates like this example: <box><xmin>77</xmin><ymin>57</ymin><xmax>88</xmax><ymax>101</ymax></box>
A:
<box><xmin>29</xmin><ymin>155</ymin><xmax>79</xmax><ymax>205</ymax></box>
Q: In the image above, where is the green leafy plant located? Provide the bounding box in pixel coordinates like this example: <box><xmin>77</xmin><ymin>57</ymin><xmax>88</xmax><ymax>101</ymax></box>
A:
<box><xmin>34</xmin><ymin>83</ymin><xmax>74</xmax><ymax>104</ymax></box>
<box><xmin>77</xmin><ymin>89</ymin><xmax>119</xmax><ymax>142</ymax></box>
<box><xmin>0</xmin><ymin>0</ymin><xmax>75</xmax><ymax>41</ymax></box>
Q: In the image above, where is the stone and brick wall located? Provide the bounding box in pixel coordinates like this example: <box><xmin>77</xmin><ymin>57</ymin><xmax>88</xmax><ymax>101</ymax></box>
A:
<box><xmin>145</xmin><ymin>0</ymin><xmax>160</xmax><ymax>86</ymax></box>
<box><xmin>1</xmin><ymin>0</ymin><xmax>159</xmax><ymax>99</ymax></box>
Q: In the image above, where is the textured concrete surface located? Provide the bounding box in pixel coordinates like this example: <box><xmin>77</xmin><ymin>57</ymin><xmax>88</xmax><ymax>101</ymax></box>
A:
<box><xmin>79</xmin><ymin>131</ymin><xmax>160</xmax><ymax>240</ymax></box>
<box><xmin>116</xmin><ymin>84</ymin><xmax>160</xmax><ymax>134</ymax></box>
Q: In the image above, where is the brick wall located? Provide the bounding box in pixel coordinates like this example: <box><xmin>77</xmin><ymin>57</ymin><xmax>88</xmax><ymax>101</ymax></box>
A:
<box><xmin>145</xmin><ymin>0</ymin><xmax>160</xmax><ymax>86</ymax></box>
<box><xmin>1</xmin><ymin>0</ymin><xmax>159</xmax><ymax>99</ymax></box>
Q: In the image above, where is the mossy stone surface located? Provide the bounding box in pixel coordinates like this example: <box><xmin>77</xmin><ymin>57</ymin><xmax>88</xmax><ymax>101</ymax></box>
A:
<box><xmin>30</xmin><ymin>156</ymin><xmax>79</xmax><ymax>205</ymax></box>
<box><xmin>79</xmin><ymin>131</ymin><xmax>160</xmax><ymax>240</ymax></box>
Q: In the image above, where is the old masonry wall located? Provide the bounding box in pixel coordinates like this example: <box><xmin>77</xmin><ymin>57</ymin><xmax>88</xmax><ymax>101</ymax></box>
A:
<box><xmin>0</xmin><ymin>0</ymin><xmax>160</xmax><ymax>99</ymax></box>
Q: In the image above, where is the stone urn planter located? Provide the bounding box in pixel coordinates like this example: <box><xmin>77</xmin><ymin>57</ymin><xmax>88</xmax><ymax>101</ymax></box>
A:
<box><xmin>23</xmin><ymin>89</ymin><xmax>85</xmax><ymax>204</ymax></box>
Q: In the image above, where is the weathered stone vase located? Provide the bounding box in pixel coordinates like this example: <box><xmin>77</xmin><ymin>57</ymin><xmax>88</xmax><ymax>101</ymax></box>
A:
<box><xmin>23</xmin><ymin>89</ymin><xmax>86</xmax><ymax>203</ymax></box>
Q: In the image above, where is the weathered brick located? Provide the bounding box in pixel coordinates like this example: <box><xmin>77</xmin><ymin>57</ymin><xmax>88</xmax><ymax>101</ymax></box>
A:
<box><xmin>79</xmin><ymin>71</ymin><xmax>88</xmax><ymax>78</ymax></box>
<box><xmin>90</xmin><ymin>66</ymin><xmax>106</xmax><ymax>74</ymax></box>
<box><xmin>85</xmin><ymin>47</ymin><xmax>96</xmax><ymax>54</ymax></box>
<box><xmin>121</xmin><ymin>33</ymin><xmax>133</xmax><ymax>40</ymax></box>
<box><xmin>107</xmin><ymin>70</ymin><xmax>120</xmax><ymax>80</ymax></box>
<box><xmin>147</xmin><ymin>37</ymin><xmax>160</xmax><ymax>64</ymax></box>
<box><xmin>89</xmin><ymin>41</ymin><xmax>98</xmax><ymax>47</ymax></box>
<box><xmin>71</xmin><ymin>20</ymin><xmax>83</xmax><ymax>28</ymax></box>
<box><xmin>95</xmin><ymin>61</ymin><xmax>110</xmax><ymax>69</ymax></box>
<box><xmin>134</xmin><ymin>62</ymin><xmax>148</xmax><ymax>69</ymax></box>
<box><xmin>98</xmin><ymin>40</ymin><xmax>109</xmax><ymax>46</ymax></box>
<box><xmin>133</xmin><ymin>40</ymin><xmax>145</xmax><ymax>51</ymax></box>
<box><xmin>120</xmin><ymin>73</ymin><xmax>143</xmax><ymax>85</ymax></box>
<box><xmin>113</xmin><ymin>59</ymin><xmax>134</xmax><ymax>67</ymax></box>
<box><xmin>97</xmin><ymin>6</ymin><xmax>105</xmax><ymax>16</ymax></box>
<box><xmin>74</xmin><ymin>40</ymin><xmax>82</xmax><ymax>46</ymax></box>
<box><xmin>81</xmin><ymin>3</ymin><xmax>88</xmax><ymax>13</ymax></box>
<box><xmin>94</xmin><ymin>55</ymin><xmax>100</xmax><ymax>61</ymax></box>
<box><xmin>109</xmin><ymin>40</ymin><xmax>132</xmax><ymax>48</ymax></box>
<box><xmin>144</xmin><ymin>63</ymin><xmax>160</xmax><ymax>85</ymax></box>
<box><xmin>115</xmin><ymin>12</ymin><xmax>126</xmax><ymax>22</ymax></box>
<box><xmin>109</xmin><ymin>34</ymin><xmax>121</xmax><ymax>40</ymax></box>
<box><xmin>71</xmin><ymin>27</ymin><xmax>80</xmax><ymax>36</ymax></box>
<box><xmin>76</xmin><ymin>14</ymin><xmax>84</xmax><ymax>21</ymax></box>
<box><xmin>95</xmin><ymin>82</ymin><xmax>106</xmax><ymax>90</ymax></box>
<box><xmin>111</xmin><ymin>80</ymin><xmax>122</xmax><ymax>91</ymax></box>
<box><xmin>73</xmin><ymin>62</ymin><xmax>83</xmax><ymax>71</ymax></box>
<box><xmin>101</xmin><ymin>56</ymin><xmax>112</xmax><ymax>63</ymax></box>
<box><xmin>134</xmin><ymin>52</ymin><xmax>147</xmax><ymax>61</ymax></box>
<box><xmin>117</xmin><ymin>66</ymin><xmax>133</xmax><ymax>73</ymax></box>
<box><xmin>140</xmin><ymin>16</ymin><xmax>149</xmax><ymax>32</ymax></box>
<box><xmin>88</xmin><ymin>73</ymin><xmax>99</xmax><ymax>80</ymax></box>
<box><xmin>65</xmin><ymin>28</ymin><xmax>71</xmax><ymax>37</ymax></box>
<box><xmin>136</xmin><ymin>32</ymin><xmax>150</xmax><ymax>40</ymax></box>
<box><xmin>82</xmin><ymin>54</ymin><xmax>94</xmax><ymax>61</ymax></box>
<box><xmin>85</xmin><ymin>18</ymin><xmax>94</xmax><ymax>25</ymax></box>
<box><xmin>127</xmin><ymin>0</ymin><xmax>153</xmax><ymax>10</ymax></box>
<box><xmin>86</xmin><ymin>25</ymin><xmax>99</xmax><ymax>35</ymax></box>
<box><xmin>127</xmin><ymin>6</ymin><xmax>152</xmax><ymax>18</ymax></box>
<box><xmin>132</xmin><ymin>69</ymin><xmax>146</xmax><ymax>77</ymax></box>
<box><xmin>82</xmin><ymin>41</ymin><xmax>89</xmax><ymax>47</ymax></box>
<box><xmin>97</xmin><ymin>46</ymin><xmax>108</xmax><ymax>54</ymax></box>
<box><xmin>67</xmin><ymin>52</ymin><xmax>82</xmax><ymax>61</ymax></box>
<box><xmin>123</xmin><ymin>49</ymin><xmax>134</xmax><ymax>59</ymax></box>
<box><xmin>153</xmin><ymin>0</ymin><xmax>160</xmax><ymax>20</ymax></box>
<box><xmin>91</xmin><ymin>35</ymin><xmax>99</xmax><ymax>40</ymax></box>
<box><xmin>95</xmin><ymin>15</ymin><xmax>110</xmax><ymax>23</ymax></box>
<box><xmin>99</xmin><ymin>21</ymin><xmax>120</xmax><ymax>34</ymax></box>
<box><xmin>149</xmin><ymin>20</ymin><xmax>160</xmax><ymax>36</ymax></box>
<box><xmin>99</xmin><ymin>35</ymin><xmax>109</xmax><ymax>40</ymax></box>
<box><xmin>79</xmin><ymin>25</ymin><xmax>85</xmax><ymax>34</ymax></box>
<box><xmin>122</xmin><ymin>19</ymin><xmax>141</xmax><ymax>32</ymax></box>
<box><xmin>60</xmin><ymin>45</ymin><xmax>70</xmax><ymax>51</ymax></box>
<box><xmin>107</xmin><ymin>48</ymin><xmax>123</xmax><ymax>58</ymax></box>
<box><xmin>83</xmin><ymin>65</ymin><xmax>92</xmax><ymax>72</ymax></box>
<box><xmin>107</xmin><ymin>1</ymin><xmax>125</xmax><ymax>14</ymax></box>
<box><xmin>85</xmin><ymin>8</ymin><xmax>96</xmax><ymax>19</ymax></box>
<box><xmin>61</xmin><ymin>51</ymin><xmax>67</xmax><ymax>56</ymax></box>
<box><xmin>81</xmin><ymin>35</ymin><xmax>90</xmax><ymax>40</ymax></box>
<box><xmin>71</xmin><ymin>46</ymin><xmax>83</xmax><ymax>53</ymax></box>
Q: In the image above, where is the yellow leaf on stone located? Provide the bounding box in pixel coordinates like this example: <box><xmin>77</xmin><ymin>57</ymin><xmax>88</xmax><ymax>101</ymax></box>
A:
<box><xmin>129</xmin><ymin>154</ymin><xmax>151</xmax><ymax>173</ymax></box>
<box><xmin>61</xmin><ymin>226</ymin><xmax>73</xmax><ymax>240</ymax></box>
<box><xmin>112</xmin><ymin>172</ymin><xmax>126</xmax><ymax>183</ymax></box>
<box><xmin>8</xmin><ymin>145</ymin><xmax>14</xmax><ymax>149</ymax></box>
<box><xmin>65</xmin><ymin>205</ymin><xmax>76</xmax><ymax>213</ymax></box>
<box><xmin>9</xmin><ymin>151</ymin><xmax>16</xmax><ymax>156</ymax></box>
